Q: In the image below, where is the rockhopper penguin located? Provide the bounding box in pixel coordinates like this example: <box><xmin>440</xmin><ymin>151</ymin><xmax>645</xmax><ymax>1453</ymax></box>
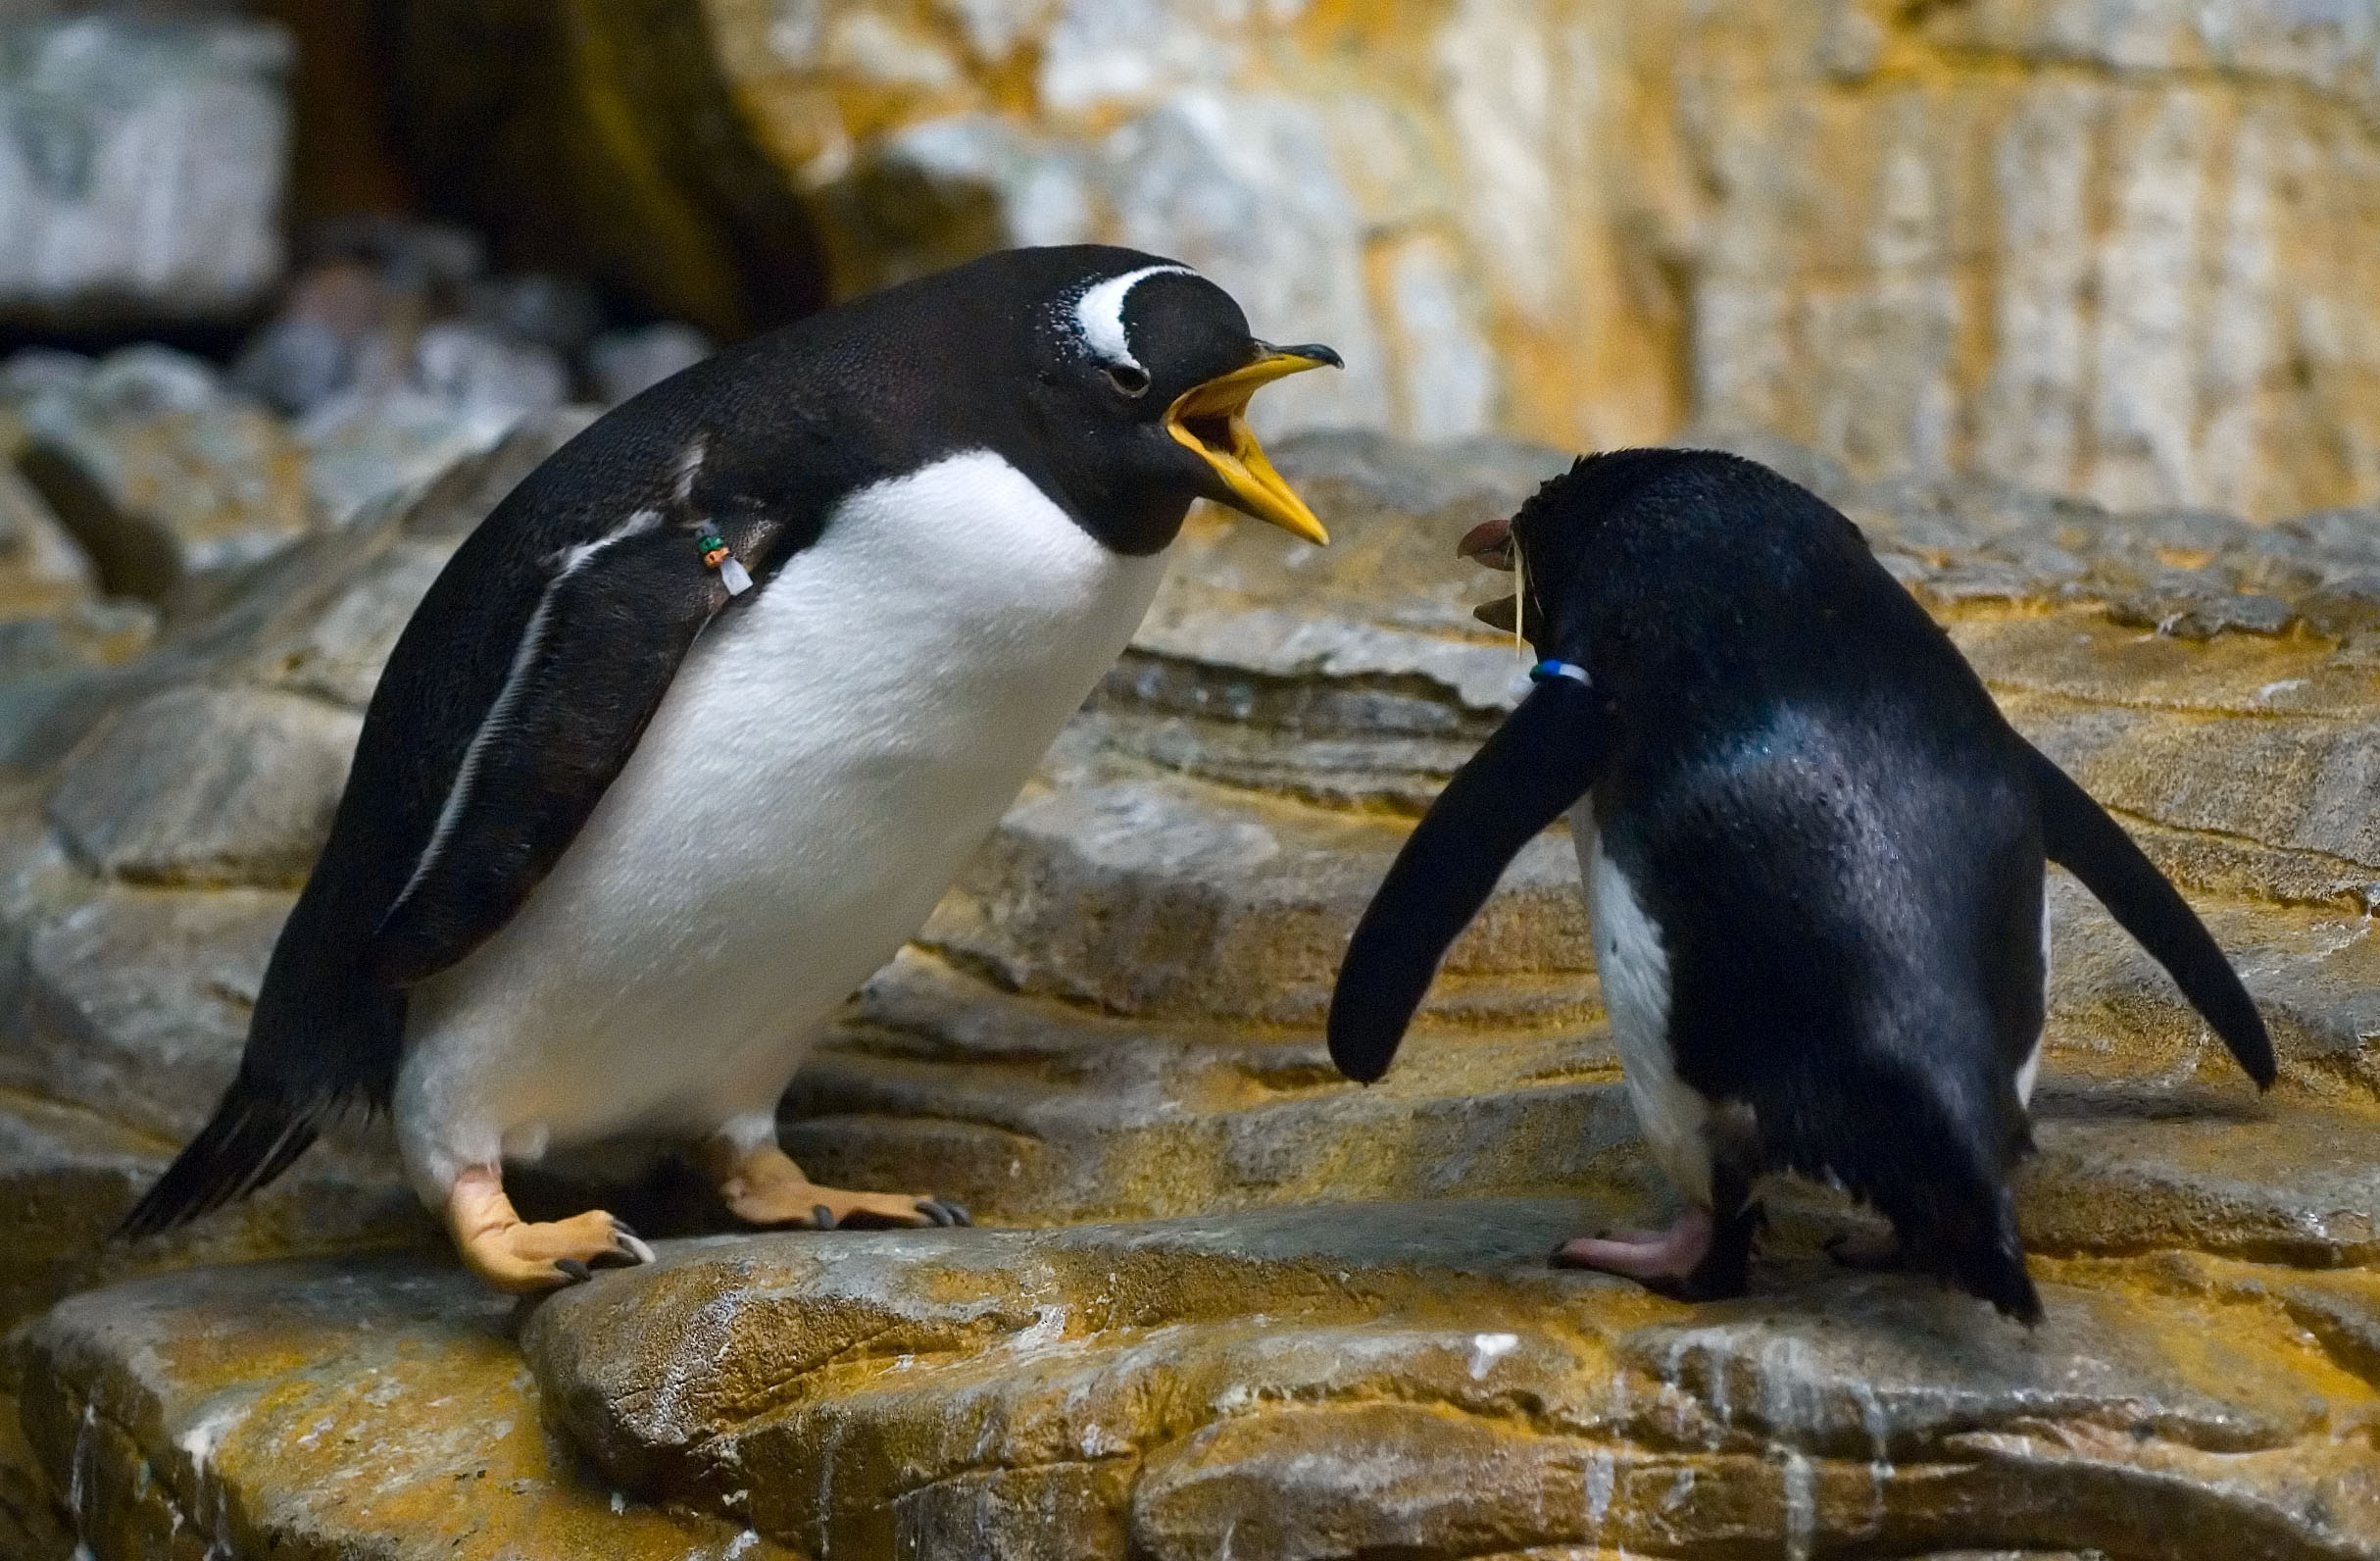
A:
<box><xmin>1326</xmin><ymin>449</ymin><xmax>2273</xmax><ymax>1323</ymax></box>
<box><xmin>124</xmin><ymin>246</ymin><xmax>1341</xmax><ymax>1290</ymax></box>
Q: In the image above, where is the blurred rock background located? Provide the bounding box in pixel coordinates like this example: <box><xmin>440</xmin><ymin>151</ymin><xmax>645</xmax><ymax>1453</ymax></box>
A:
<box><xmin>3</xmin><ymin>3</ymin><xmax>2380</xmax><ymax>1559</ymax></box>
<box><xmin>7</xmin><ymin>2</ymin><xmax>2379</xmax><ymax>514</ymax></box>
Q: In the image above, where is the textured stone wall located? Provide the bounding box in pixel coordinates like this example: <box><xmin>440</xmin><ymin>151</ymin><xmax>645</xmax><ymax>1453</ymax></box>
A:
<box><xmin>693</xmin><ymin>0</ymin><xmax>1696</xmax><ymax>449</ymax></box>
<box><xmin>391</xmin><ymin>0</ymin><xmax>2380</xmax><ymax>518</ymax></box>
<box><xmin>0</xmin><ymin>17</ymin><xmax>291</xmax><ymax>327</ymax></box>
<box><xmin>1681</xmin><ymin>0</ymin><xmax>2380</xmax><ymax>521</ymax></box>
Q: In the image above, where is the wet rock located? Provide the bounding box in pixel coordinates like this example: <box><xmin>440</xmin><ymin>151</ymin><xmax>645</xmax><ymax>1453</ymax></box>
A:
<box><xmin>407</xmin><ymin>321</ymin><xmax>570</xmax><ymax>426</ymax></box>
<box><xmin>0</xmin><ymin>1088</ymin><xmax>428</xmax><ymax>1338</ymax></box>
<box><xmin>290</xmin><ymin>327</ymin><xmax>581</xmax><ymax>527</ymax></box>
<box><xmin>390</xmin><ymin>402</ymin><xmax>600</xmax><ymax>541</ymax></box>
<box><xmin>0</xmin><ymin>599</ymin><xmax>151</xmax><ymax>682</ymax></box>
<box><xmin>0</xmin><ymin>351</ymin><xmax>93</xmax><ymax>407</ymax></box>
<box><xmin>464</xmin><ymin>272</ymin><xmax>602</xmax><ymax>359</ymax></box>
<box><xmin>246</xmin><ymin>534</ymin><xmax>452</xmax><ymax>709</ymax></box>
<box><xmin>513</xmin><ymin>1205</ymin><xmax>2380</xmax><ymax>1559</ymax></box>
<box><xmin>1106</xmin><ymin>432</ymin><xmax>1563</xmax><ymax>806</ymax></box>
<box><xmin>15</xmin><ymin>346</ymin><xmax>313</xmax><ymax>603</ymax></box>
<box><xmin>224</xmin><ymin>228</ymin><xmax>598</xmax><ymax>523</ymax></box>
<box><xmin>294</xmin><ymin>385</ymin><xmax>518</xmax><ymax>527</ymax></box>
<box><xmin>1130</xmin><ymin>432</ymin><xmax>1565</xmax><ymax>711</ymax></box>
<box><xmin>787</xmin><ymin>950</ymin><xmax>1631</xmax><ymax>1227</ymax></box>
<box><xmin>11</xmin><ymin>1257</ymin><xmax>772</xmax><ymax>1561</ymax></box>
<box><xmin>2021</xmin><ymin>1097</ymin><xmax>2380</xmax><ymax>1268</ymax></box>
<box><xmin>0</xmin><ymin>19</ymin><xmax>289</xmax><ymax>327</ymax></box>
<box><xmin>46</xmin><ymin>685</ymin><xmax>359</xmax><ymax>887</ymax></box>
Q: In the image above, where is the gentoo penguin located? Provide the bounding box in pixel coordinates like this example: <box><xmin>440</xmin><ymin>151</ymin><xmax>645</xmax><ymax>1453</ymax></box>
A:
<box><xmin>124</xmin><ymin>246</ymin><xmax>1340</xmax><ymax>1290</ymax></box>
<box><xmin>1326</xmin><ymin>449</ymin><xmax>2272</xmax><ymax>1322</ymax></box>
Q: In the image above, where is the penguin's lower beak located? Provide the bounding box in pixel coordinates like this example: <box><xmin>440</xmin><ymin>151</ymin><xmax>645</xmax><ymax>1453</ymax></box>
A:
<box><xmin>1459</xmin><ymin>517</ymin><xmax>1519</xmax><ymax>629</ymax></box>
<box><xmin>1166</xmin><ymin>343</ymin><xmax>1340</xmax><ymax>545</ymax></box>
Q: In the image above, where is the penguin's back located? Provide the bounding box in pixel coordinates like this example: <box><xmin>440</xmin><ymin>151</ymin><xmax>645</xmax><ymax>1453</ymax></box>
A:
<box><xmin>1560</xmin><ymin>452</ymin><xmax>2049</xmax><ymax>1182</ymax></box>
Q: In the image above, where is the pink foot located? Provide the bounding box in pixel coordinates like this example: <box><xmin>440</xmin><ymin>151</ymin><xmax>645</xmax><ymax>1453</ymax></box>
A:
<box><xmin>1552</xmin><ymin>1207</ymin><xmax>1714</xmax><ymax>1283</ymax></box>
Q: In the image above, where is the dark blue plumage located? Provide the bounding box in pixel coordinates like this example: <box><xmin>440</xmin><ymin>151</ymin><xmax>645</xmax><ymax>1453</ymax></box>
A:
<box><xmin>1329</xmin><ymin>449</ymin><xmax>2273</xmax><ymax>1323</ymax></box>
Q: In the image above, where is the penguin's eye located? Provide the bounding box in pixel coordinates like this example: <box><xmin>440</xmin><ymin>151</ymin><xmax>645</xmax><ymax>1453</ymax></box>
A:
<box><xmin>1103</xmin><ymin>362</ymin><xmax>1151</xmax><ymax>397</ymax></box>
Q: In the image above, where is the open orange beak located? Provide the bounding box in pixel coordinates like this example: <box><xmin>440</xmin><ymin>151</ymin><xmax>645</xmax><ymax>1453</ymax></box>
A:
<box><xmin>1165</xmin><ymin>343</ymin><xmax>1340</xmax><ymax>545</ymax></box>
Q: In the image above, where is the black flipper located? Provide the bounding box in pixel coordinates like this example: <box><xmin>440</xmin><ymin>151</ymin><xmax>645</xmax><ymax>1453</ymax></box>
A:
<box><xmin>2024</xmin><ymin>742</ymin><xmax>2275</xmax><ymax>1087</ymax></box>
<box><xmin>1328</xmin><ymin>676</ymin><xmax>1611</xmax><ymax>1083</ymax></box>
<box><xmin>370</xmin><ymin>523</ymin><xmax>736</xmax><ymax>983</ymax></box>
<box><xmin>1859</xmin><ymin>1064</ymin><xmax>2043</xmax><ymax>1324</ymax></box>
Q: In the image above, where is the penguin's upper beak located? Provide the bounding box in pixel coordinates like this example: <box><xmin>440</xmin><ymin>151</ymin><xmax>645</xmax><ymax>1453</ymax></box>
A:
<box><xmin>1458</xmin><ymin>517</ymin><xmax>1515</xmax><ymax>571</ymax></box>
<box><xmin>1459</xmin><ymin>517</ymin><xmax>1520</xmax><ymax>629</ymax></box>
<box><xmin>1165</xmin><ymin>342</ymin><xmax>1340</xmax><ymax>546</ymax></box>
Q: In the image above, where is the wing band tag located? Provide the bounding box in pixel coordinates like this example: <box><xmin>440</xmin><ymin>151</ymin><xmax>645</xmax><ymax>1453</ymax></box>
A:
<box><xmin>697</xmin><ymin>531</ymin><xmax>754</xmax><ymax>596</ymax></box>
<box><xmin>1529</xmin><ymin>660</ymin><xmax>1590</xmax><ymax>686</ymax></box>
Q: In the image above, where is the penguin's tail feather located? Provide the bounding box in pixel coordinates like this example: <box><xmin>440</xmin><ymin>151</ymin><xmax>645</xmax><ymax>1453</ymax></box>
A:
<box><xmin>1329</xmin><ymin>675</ymin><xmax>1611</xmax><ymax>1083</ymax></box>
<box><xmin>2023</xmin><ymin>742</ymin><xmax>2274</xmax><ymax>1088</ymax></box>
<box><xmin>1867</xmin><ymin>1137</ymin><xmax>2041</xmax><ymax>1327</ymax></box>
<box><xmin>116</xmin><ymin>1080</ymin><xmax>330</xmax><ymax>1237</ymax></box>
<box><xmin>1786</xmin><ymin>1047</ymin><xmax>2042</xmax><ymax>1325</ymax></box>
<box><xmin>120</xmin><ymin>909</ymin><xmax>405</xmax><ymax>1238</ymax></box>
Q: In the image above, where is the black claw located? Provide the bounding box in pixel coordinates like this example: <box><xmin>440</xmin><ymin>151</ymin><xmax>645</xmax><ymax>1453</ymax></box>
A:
<box><xmin>812</xmin><ymin>1204</ymin><xmax>837</xmax><ymax>1231</ymax></box>
<box><xmin>917</xmin><ymin>1199</ymin><xmax>955</xmax><ymax>1227</ymax></box>
<box><xmin>555</xmin><ymin>1258</ymin><xmax>594</xmax><ymax>1284</ymax></box>
<box><xmin>610</xmin><ymin>1217</ymin><xmax>641</xmax><ymax>1239</ymax></box>
<box><xmin>943</xmin><ymin>1200</ymin><xmax>973</xmax><ymax>1228</ymax></box>
<box><xmin>588</xmin><ymin>1245</ymin><xmax>636</xmax><ymax>1270</ymax></box>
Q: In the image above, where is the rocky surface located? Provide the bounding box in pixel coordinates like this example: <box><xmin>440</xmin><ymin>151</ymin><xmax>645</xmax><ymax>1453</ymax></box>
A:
<box><xmin>520</xmin><ymin>1207</ymin><xmax>2380</xmax><ymax>1560</ymax></box>
<box><xmin>395</xmin><ymin>0</ymin><xmax>2380</xmax><ymax>518</ymax></box>
<box><xmin>11</xmin><ymin>1256</ymin><xmax>782</xmax><ymax>1561</ymax></box>
<box><xmin>0</xmin><ymin>17</ymin><xmax>291</xmax><ymax>327</ymax></box>
<box><xmin>2</xmin><ymin>422</ymin><xmax>2379</xmax><ymax>1555</ymax></box>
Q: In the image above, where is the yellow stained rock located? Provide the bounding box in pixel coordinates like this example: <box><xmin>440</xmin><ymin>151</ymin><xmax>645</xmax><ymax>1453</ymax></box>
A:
<box><xmin>390</xmin><ymin>1</ymin><xmax>2380</xmax><ymax>516</ymax></box>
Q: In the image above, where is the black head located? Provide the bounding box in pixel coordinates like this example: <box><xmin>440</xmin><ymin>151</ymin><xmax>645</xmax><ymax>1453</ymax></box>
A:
<box><xmin>911</xmin><ymin>246</ymin><xmax>1342</xmax><ymax>556</ymax></box>
<box><xmin>1457</xmin><ymin>449</ymin><xmax>1761</xmax><ymax>654</ymax></box>
<box><xmin>1455</xmin><ymin>455</ymin><xmax>1601</xmax><ymax>653</ymax></box>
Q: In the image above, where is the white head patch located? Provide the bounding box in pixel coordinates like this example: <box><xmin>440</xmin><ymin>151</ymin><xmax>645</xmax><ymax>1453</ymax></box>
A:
<box><xmin>1072</xmin><ymin>264</ymin><xmax>1200</xmax><ymax>372</ymax></box>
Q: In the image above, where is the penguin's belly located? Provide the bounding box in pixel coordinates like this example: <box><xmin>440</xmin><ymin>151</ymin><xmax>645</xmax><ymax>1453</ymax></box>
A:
<box><xmin>1570</xmin><ymin>803</ymin><xmax>1716</xmax><ymax>1206</ymax></box>
<box><xmin>395</xmin><ymin>452</ymin><xmax>1166</xmax><ymax>1186</ymax></box>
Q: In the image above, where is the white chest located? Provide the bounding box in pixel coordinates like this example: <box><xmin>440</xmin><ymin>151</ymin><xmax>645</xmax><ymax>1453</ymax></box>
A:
<box><xmin>581</xmin><ymin>448</ymin><xmax>1165</xmax><ymax>897</ymax></box>
<box><xmin>401</xmin><ymin>451</ymin><xmax>1167</xmax><ymax>1146</ymax></box>
<box><xmin>1570</xmin><ymin>802</ymin><xmax>1714</xmax><ymax>1204</ymax></box>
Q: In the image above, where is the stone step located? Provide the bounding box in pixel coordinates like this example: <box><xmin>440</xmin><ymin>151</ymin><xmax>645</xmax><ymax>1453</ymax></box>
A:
<box><xmin>11</xmin><ymin>1255</ymin><xmax>785</xmax><ymax>1561</ymax></box>
<box><xmin>23</xmin><ymin>1208</ymin><xmax>2378</xmax><ymax>1561</ymax></box>
<box><xmin>512</xmin><ymin>1205</ymin><xmax>2379</xmax><ymax>1560</ymax></box>
<box><xmin>923</xmin><ymin>737</ymin><xmax>1594</xmax><ymax>1028</ymax></box>
<box><xmin>792</xmin><ymin>951</ymin><xmax>2380</xmax><ymax>1270</ymax></box>
<box><xmin>0</xmin><ymin>1087</ymin><xmax>430</xmax><ymax>1338</ymax></box>
<box><xmin>22</xmin><ymin>1207</ymin><xmax>2380</xmax><ymax>1559</ymax></box>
